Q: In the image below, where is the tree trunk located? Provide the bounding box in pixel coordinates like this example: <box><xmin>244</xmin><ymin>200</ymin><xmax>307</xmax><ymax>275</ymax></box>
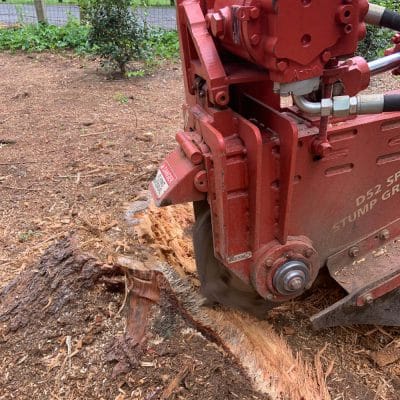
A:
<box><xmin>33</xmin><ymin>0</ymin><xmax>46</xmax><ymax>23</ymax></box>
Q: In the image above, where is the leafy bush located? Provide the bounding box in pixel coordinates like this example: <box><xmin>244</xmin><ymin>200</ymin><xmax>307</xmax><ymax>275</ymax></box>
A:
<box><xmin>77</xmin><ymin>0</ymin><xmax>91</xmax><ymax>22</ymax></box>
<box><xmin>0</xmin><ymin>19</ymin><xmax>179</xmax><ymax>74</ymax></box>
<box><xmin>357</xmin><ymin>26</ymin><xmax>391</xmax><ymax>60</ymax></box>
<box><xmin>0</xmin><ymin>19</ymin><xmax>90</xmax><ymax>52</ymax></box>
<box><xmin>145</xmin><ymin>28</ymin><xmax>179</xmax><ymax>59</ymax></box>
<box><xmin>87</xmin><ymin>0</ymin><xmax>148</xmax><ymax>74</ymax></box>
<box><xmin>357</xmin><ymin>0</ymin><xmax>399</xmax><ymax>60</ymax></box>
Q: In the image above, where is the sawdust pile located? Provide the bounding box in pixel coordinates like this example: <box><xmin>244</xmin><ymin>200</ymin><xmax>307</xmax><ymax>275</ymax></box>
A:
<box><xmin>129</xmin><ymin>200</ymin><xmax>331</xmax><ymax>400</ymax></box>
<box><xmin>132</xmin><ymin>203</ymin><xmax>196</xmax><ymax>278</ymax></box>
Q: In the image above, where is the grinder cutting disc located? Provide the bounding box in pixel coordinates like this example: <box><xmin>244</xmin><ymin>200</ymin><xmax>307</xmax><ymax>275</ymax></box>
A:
<box><xmin>192</xmin><ymin>201</ymin><xmax>275</xmax><ymax>319</ymax></box>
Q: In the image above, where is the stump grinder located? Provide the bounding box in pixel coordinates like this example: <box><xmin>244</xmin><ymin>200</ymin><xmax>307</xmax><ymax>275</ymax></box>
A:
<box><xmin>150</xmin><ymin>0</ymin><xmax>400</xmax><ymax>328</ymax></box>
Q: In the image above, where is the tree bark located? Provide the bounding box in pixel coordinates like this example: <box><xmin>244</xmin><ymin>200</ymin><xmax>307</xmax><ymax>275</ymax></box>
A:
<box><xmin>33</xmin><ymin>0</ymin><xmax>46</xmax><ymax>23</ymax></box>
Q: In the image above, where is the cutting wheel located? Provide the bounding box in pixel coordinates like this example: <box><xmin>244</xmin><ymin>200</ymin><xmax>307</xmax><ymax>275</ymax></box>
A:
<box><xmin>192</xmin><ymin>201</ymin><xmax>276</xmax><ymax>318</ymax></box>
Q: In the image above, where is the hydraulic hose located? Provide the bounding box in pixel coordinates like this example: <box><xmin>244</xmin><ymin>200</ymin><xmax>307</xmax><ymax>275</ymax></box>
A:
<box><xmin>292</xmin><ymin>93</ymin><xmax>400</xmax><ymax>116</ymax></box>
<box><xmin>292</xmin><ymin>95</ymin><xmax>322</xmax><ymax>115</ymax></box>
<box><xmin>292</xmin><ymin>3</ymin><xmax>400</xmax><ymax>117</ymax></box>
<box><xmin>368</xmin><ymin>52</ymin><xmax>400</xmax><ymax>76</ymax></box>
<box><xmin>366</xmin><ymin>3</ymin><xmax>400</xmax><ymax>31</ymax></box>
<box><xmin>383</xmin><ymin>94</ymin><xmax>400</xmax><ymax>112</ymax></box>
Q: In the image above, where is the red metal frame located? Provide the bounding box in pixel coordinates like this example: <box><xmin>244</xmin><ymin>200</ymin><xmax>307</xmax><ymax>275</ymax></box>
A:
<box><xmin>150</xmin><ymin>0</ymin><xmax>400</xmax><ymax>305</ymax></box>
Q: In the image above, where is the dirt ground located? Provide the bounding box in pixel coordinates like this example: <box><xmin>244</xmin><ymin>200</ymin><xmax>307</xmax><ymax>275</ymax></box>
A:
<box><xmin>0</xmin><ymin>52</ymin><xmax>266</xmax><ymax>400</ymax></box>
<box><xmin>0</xmin><ymin>52</ymin><xmax>400</xmax><ymax>400</ymax></box>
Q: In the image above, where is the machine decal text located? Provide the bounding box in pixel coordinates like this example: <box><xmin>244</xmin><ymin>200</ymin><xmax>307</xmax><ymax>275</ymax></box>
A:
<box><xmin>333</xmin><ymin>169</ymin><xmax>400</xmax><ymax>231</ymax></box>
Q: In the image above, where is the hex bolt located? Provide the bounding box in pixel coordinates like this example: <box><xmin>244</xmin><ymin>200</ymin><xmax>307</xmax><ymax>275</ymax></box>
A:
<box><xmin>348</xmin><ymin>246</ymin><xmax>359</xmax><ymax>258</ymax></box>
<box><xmin>379</xmin><ymin>229</ymin><xmax>390</xmax><ymax>240</ymax></box>
<box><xmin>250</xmin><ymin>7</ymin><xmax>260</xmax><ymax>19</ymax></box>
<box><xmin>265</xmin><ymin>258</ymin><xmax>273</xmax><ymax>267</ymax></box>
<box><xmin>363</xmin><ymin>294</ymin><xmax>374</xmax><ymax>304</ymax></box>
<box><xmin>277</xmin><ymin>60</ymin><xmax>288</xmax><ymax>71</ymax></box>
<box><xmin>316</xmin><ymin>140</ymin><xmax>333</xmax><ymax>157</ymax></box>
<box><xmin>344</xmin><ymin>23</ymin><xmax>353</xmax><ymax>34</ymax></box>
<box><xmin>287</xmin><ymin>277</ymin><xmax>304</xmax><ymax>291</ymax></box>
<box><xmin>250</xmin><ymin>34</ymin><xmax>261</xmax><ymax>46</ymax></box>
<box><xmin>304</xmin><ymin>248</ymin><xmax>314</xmax><ymax>258</ymax></box>
<box><xmin>215</xmin><ymin>90</ymin><xmax>228</xmax><ymax>105</ymax></box>
<box><xmin>321</xmin><ymin>50</ymin><xmax>332</xmax><ymax>63</ymax></box>
<box><xmin>209</xmin><ymin>12</ymin><xmax>225</xmax><ymax>38</ymax></box>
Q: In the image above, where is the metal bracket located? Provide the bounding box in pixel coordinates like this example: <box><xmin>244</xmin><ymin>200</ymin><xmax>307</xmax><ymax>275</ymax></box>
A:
<box><xmin>311</xmin><ymin>283</ymin><xmax>400</xmax><ymax>330</ymax></box>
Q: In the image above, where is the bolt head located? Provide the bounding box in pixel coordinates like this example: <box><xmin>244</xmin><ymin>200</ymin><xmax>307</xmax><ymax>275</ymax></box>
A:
<box><xmin>321</xmin><ymin>50</ymin><xmax>331</xmax><ymax>63</ymax></box>
<box><xmin>349</xmin><ymin>246</ymin><xmax>359</xmax><ymax>258</ymax></box>
<box><xmin>287</xmin><ymin>277</ymin><xmax>304</xmax><ymax>291</ymax></box>
<box><xmin>265</xmin><ymin>258</ymin><xmax>273</xmax><ymax>267</ymax></box>
<box><xmin>286</xmin><ymin>251</ymin><xmax>294</xmax><ymax>258</ymax></box>
<box><xmin>209</xmin><ymin>12</ymin><xmax>224</xmax><ymax>38</ymax></box>
<box><xmin>215</xmin><ymin>90</ymin><xmax>228</xmax><ymax>106</ymax></box>
<box><xmin>250</xmin><ymin>34</ymin><xmax>261</xmax><ymax>46</ymax></box>
<box><xmin>250</xmin><ymin>7</ymin><xmax>260</xmax><ymax>19</ymax></box>
<box><xmin>277</xmin><ymin>60</ymin><xmax>288</xmax><ymax>71</ymax></box>
<box><xmin>304</xmin><ymin>248</ymin><xmax>314</xmax><ymax>258</ymax></box>
<box><xmin>379</xmin><ymin>229</ymin><xmax>390</xmax><ymax>240</ymax></box>
<box><xmin>344</xmin><ymin>24</ymin><xmax>353</xmax><ymax>34</ymax></box>
<box><xmin>363</xmin><ymin>294</ymin><xmax>374</xmax><ymax>304</ymax></box>
<box><xmin>313</xmin><ymin>139</ymin><xmax>332</xmax><ymax>158</ymax></box>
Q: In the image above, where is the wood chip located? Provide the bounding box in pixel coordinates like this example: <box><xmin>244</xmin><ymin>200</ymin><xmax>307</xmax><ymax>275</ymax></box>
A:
<box><xmin>370</xmin><ymin>347</ymin><xmax>400</xmax><ymax>367</ymax></box>
<box><xmin>160</xmin><ymin>363</ymin><xmax>191</xmax><ymax>399</ymax></box>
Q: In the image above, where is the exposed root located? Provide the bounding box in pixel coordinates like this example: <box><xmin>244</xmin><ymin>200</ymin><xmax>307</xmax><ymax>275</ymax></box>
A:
<box><xmin>153</xmin><ymin>263</ymin><xmax>329</xmax><ymax>400</ymax></box>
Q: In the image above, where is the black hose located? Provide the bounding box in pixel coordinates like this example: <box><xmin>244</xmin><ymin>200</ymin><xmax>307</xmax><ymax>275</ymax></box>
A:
<box><xmin>380</xmin><ymin>9</ymin><xmax>400</xmax><ymax>31</ymax></box>
<box><xmin>383</xmin><ymin>94</ymin><xmax>400</xmax><ymax>112</ymax></box>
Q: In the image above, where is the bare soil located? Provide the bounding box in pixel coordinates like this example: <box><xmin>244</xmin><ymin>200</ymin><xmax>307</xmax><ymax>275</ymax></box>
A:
<box><xmin>0</xmin><ymin>52</ymin><xmax>266</xmax><ymax>400</ymax></box>
<box><xmin>0</xmin><ymin>52</ymin><xmax>400</xmax><ymax>400</ymax></box>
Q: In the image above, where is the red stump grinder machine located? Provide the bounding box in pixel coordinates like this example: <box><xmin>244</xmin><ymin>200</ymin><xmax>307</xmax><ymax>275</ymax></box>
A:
<box><xmin>150</xmin><ymin>0</ymin><xmax>400</xmax><ymax>329</ymax></box>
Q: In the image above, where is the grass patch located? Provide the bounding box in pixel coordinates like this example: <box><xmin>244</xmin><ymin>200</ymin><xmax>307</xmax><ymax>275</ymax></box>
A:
<box><xmin>0</xmin><ymin>19</ymin><xmax>90</xmax><ymax>52</ymax></box>
<box><xmin>0</xmin><ymin>20</ymin><xmax>179</xmax><ymax>61</ymax></box>
<box><xmin>1</xmin><ymin>0</ymin><xmax>173</xmax><ymax>6</ymax></box>
<box><xmin>144</xmin><ymin>28</ymin><xmax>178</xmax><ymax>59</ymax></box>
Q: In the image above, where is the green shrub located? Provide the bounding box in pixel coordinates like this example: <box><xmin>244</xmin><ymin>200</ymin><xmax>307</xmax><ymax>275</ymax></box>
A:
<box><xmin>0</xmin><ymin>19</ymin><xmax>179</xmax><ymax>73</ymax></box>
<box><xmin>87</xmin><ymin>0</ymin><xmax>148</xmax><ymax>74</ymax></box>
<box><xmin>357</xmin><ymin>0</ymin><xmax>399</xmax><ymax>60</ymax></box>
<box><xmin>357</xmin><ymin>26</ymin><xmax>391</xmax><ymax>60</ymax></box>
<box><xmin>0</xmin><ymin>19</ymin><xmax>90</xmax><ymax>52</ymax></box>
<box><xmin>145</xmin><ymin>28</ymin><xmax>179</xmax><ymax>59</ymax></box>
<box><xmin>77</xmin><ymin>0</ymin><xmax>91</xmax><ymax>22</ymax></box>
